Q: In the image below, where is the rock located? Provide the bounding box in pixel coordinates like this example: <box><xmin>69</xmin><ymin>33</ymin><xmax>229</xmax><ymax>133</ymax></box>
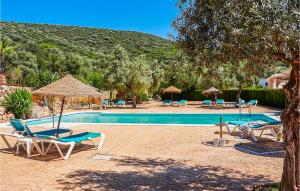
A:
<box><xmin>31</xmin><ymin>104</ymin><xmax>52</xmax><ymax>119</ymax></box>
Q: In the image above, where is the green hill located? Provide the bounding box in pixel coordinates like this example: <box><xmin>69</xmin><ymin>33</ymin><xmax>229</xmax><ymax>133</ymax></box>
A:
<box><xmin>1</xmin><ymin>21</ymin><xmax>175</xmax><ymax>60</ymax></box>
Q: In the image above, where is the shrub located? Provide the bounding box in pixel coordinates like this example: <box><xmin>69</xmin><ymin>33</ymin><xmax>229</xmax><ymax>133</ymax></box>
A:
<box><xmin>139</xmin><ymin>92</ymin><xmax>149</xmax><ymax>102</ymax></box>
<box><xmin>1</xmin><ymin>89</ymin><xmax>33</xmax><ymax>119</ymax></box>
<box><xmin>252</xmin><ymin>183</ymin><xmax>279</xmax><ymax>191</ymax></box>
<box><xmin>161</xmin><ymin>88</ymin><xmax>286</xmax><ymax>108</ymax></box>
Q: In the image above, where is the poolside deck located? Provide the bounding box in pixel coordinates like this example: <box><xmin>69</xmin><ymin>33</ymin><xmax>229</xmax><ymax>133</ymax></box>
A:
<box><xmin>0</xmin><ymin>102</ymin><xmax>283</xmax><ymax>191</ymax></box>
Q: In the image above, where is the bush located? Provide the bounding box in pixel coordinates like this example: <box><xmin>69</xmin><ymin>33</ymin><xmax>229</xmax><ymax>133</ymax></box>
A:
<box><xmin>161</xmin><ymin>88</ymin><xmax>286</xmax><ymax>108</ymax></box>
<box><xmin>1</xmin><ymin>89</ymin><xmax>33</xmax><ymax>119</ymax></box>
<box><xmin>252</xmin><ymin>183</ymin><xmax>279</xmax><ymax>191</ymax></box>
<box><xmin>139</xmin><ymin>92</ymin><xmax>149</xmax><ymax>102</ymax></box>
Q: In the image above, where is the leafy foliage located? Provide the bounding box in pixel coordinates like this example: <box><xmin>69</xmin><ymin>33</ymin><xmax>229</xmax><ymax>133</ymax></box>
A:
<box><xmin>1</xmin><ymin>89</ymin><xmax>33</xmax><ymax>118</ymax></box>
<box><xmin>1</xmin><ymin>21</ymin><xmax>175</xmax><ymax>61</ymax></box>
<box><xmin>106</xmin><ymin>46</ymin><xmax>153</xmax><ymax>106</ymax></box>
<box><xmin>173</xmin><ymin>1</ymin><xmax>299</xmax><ymax>190</ymax></box>
<box><xmin>0</xmin><ymin>21</ymin><xmax>289</xmax><ymax>100</ymax></box>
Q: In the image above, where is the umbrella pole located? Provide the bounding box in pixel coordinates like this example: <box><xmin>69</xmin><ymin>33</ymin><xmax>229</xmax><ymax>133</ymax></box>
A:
<box><xmin>56</xmin><ymin>96</ymin><xmax>65</xmax><ymax>137</ymax></box>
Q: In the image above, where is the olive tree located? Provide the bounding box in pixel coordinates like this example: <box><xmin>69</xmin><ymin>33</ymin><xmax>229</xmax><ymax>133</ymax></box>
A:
<box><xmin>107</xmin><ymin>46</ymin><xmax>153</xmax><ymax>107</ymax></box>
<box><xmin>173</xmin><ymin>0</ymin><xmax>299</xmax><ymax>190</ymax></box>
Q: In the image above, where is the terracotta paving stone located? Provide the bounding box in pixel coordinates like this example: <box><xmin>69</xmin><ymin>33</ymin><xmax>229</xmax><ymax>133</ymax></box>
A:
<box><xmin>0</xmin><ymin>102</ymin><xmax>282</xmax><ymax>190</ymax></box>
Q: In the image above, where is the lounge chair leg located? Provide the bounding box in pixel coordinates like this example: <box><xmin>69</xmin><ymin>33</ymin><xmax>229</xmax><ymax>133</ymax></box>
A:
<box><xmin>232</xmin><ymin>126</ymin><xmax>238</xmax><ymax>133</ymax></box>
<box><xmin>16</xmin><ymin>142</ymin><xmax>20</xmax><ymax>155</ymax></box>
<box><xmin>41</xmin><ymin>142</ymin><xmax>45</xmax><ymax>154</ymax></box>
<box><xmin>63</xmin><ymin>143</ymin><xmax>75</xmax><ymax>160</ymax></box>
<box><xmin>250</xmin><ymin>130</ymin><xmax>258</xmax><ymax>142</ymax></box>
<box><xmin>26</xmin><ymin>141</ymin><xmax>31</xmax><ymax>158</ymax></box>
<box><xmin>270</xmin><ymin>128</ymin><xmax>277</xmax><ymax>137</ymax></box>
<box><xmin>97</xmin><ymin>134</ymin><xmax>106</xmax><ymax>150</ymax></box>
<box><xmin>89</xmin><ymin>133</ymin><xmax>106</xmax><ymax>151</ymax></box>
<box><xmin>259</xmin><ymin>130</ymin><xmax>264</xmax><ymax>140</ymax></box>
<box><xmin>226</xmin><ymin>126</ymin><xmax>231</xmax><ymax>134</ymax></box>
<box><xmin>44</xmin><ymin>143</ymin><xmax>54</xmax><ymax>155</ymax></box>
<box><xmin>54</xmin><ymin>142</ymin><xmax>75</xmax><ymax>160</ymax></box>
<box><xmin>32</xmin><ymin>140</ymin><xmax>43</xmax><ymax>155</ymax></box>
<box><xmin>1</xmin><ymin>135</ymin><xmax>12</xmax><ymax>149</ymax></box>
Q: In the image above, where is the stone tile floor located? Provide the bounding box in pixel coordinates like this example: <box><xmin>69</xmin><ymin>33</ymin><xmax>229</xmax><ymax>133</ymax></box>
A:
<box><xmin>0</xmin><ymin>102</ymin><xmax>282</xmax><ymax>191</ymax></box>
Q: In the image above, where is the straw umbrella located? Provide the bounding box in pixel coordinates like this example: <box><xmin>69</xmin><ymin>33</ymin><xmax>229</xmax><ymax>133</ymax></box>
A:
<box><xmin>162</xmin><ymin>86</ymin><xmax>181</xmax><ymax>100</ymax></box>
<box><xmin>32</xmin><ymin>74</ymin><xmax>101</xmax><ymax>136</ymax></box>
<box><xmin>202</xmin><ymin>87</ymin><xmax>221</xmax><ymax>100</ymax></box>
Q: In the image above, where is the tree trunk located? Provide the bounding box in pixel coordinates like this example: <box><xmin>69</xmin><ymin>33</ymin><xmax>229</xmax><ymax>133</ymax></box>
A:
<box><xmin>280</xmin><ymin>63</ymin><xmax>300</xmax><ymax>191</ymax></box>
<box><xmin>132</xmin><ymin>95</ymin><xmax>137</xmax><ymax>108</ymax></box>
<box><xmin>0</xmin><ymin>49</ymin><xmax>4</xmax><ymax>73</ymax></box>
<box><xmin>236</xmin><ymin>84</ymin><xmax>242</xmax><ymax>103</ymax></box>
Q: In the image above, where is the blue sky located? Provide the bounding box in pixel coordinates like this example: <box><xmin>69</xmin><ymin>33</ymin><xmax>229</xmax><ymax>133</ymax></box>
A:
<box><xmin>1</xmin><ymin>0</ymin><xmax>178</xmax><ymax>38</ymax></box>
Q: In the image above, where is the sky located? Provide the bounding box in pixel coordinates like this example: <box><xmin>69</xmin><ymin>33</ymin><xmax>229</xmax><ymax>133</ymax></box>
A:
<box><xmin>1</xmin><ymin>0</ymin><xmax>179</xmax><ymax>38</ymax></box>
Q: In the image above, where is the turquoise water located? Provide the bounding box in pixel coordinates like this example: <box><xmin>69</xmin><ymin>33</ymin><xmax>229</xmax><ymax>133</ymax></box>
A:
<box><xmin>27</xmin><ymin>112</ymin><xmax>277</xmax><ymax>126</ymax></box>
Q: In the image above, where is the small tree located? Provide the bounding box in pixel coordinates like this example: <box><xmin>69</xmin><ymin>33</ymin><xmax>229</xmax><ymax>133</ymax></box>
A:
<box><xmin>107</xmin><ymin>46</ymin><xmax>152</xmax><ymax>108</ymax></box>
<box><xmin>0</xmin><ymin>37</ymin><xmax>14</xmax><ymax>73</ymax></box>
<box><xmin>10</xmin><ymin>66</ymin><xmax>23</xmax><ymax>85</ymax></box>
<box><xmin>1</xmin><ymin>89</ymin><xmax>33</xmax><ymax>119</ymax></box>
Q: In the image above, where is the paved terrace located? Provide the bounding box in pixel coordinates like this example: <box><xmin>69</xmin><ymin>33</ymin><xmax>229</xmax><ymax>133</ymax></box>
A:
<box><xmin>0</xmin><ymin>101</ymin><xmax>283</xmax><ymax>191</ymax></box>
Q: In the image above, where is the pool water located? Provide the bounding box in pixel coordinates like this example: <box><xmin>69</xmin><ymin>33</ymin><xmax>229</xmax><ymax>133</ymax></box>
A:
<box><xmin>27</xmin><ymin>112</ymin><xmax>278</xmax><ymax>126</ymax></box>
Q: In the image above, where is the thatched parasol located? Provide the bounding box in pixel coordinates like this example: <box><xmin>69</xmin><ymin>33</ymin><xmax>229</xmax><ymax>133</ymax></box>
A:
<box><xmin>32</xmin><ymin>74</ymin><xmax>101</xmax><ymax>136</ymax></box>
<box><xmin>162</xmin><ymin>86</ymin><xmax>181</xmax><ymax>100</ymax></box>
<box><xmin>202</xmin><ymin>87</ymin><xmax>221</xmax><ymax>100</ymax></box>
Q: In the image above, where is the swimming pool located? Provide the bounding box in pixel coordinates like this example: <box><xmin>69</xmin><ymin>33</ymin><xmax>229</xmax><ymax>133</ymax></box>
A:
<box><xmin>27</xmin><ymin>112</ymin><xmax>278</xmax><ymax>126</ymax></box>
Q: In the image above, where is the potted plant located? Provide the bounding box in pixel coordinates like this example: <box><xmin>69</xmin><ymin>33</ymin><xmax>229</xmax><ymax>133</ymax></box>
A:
<box><xmin>1</xmin><ymin>89</ymin><xmax>33</xmax><ymax>119</ymax></box>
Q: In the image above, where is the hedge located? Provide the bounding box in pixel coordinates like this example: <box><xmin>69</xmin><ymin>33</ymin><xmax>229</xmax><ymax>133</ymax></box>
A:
<box><xmin>161</xmin><ymin>88</ymin><xmax>286</xmax><ymax>108</ymax></box>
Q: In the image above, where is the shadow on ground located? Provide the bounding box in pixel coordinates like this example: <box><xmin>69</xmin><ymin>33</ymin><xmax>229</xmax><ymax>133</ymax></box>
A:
<box><xmin>234</xmin><ymin>139</ymin><xmax>284</xmax><ymax>158</ymax></box>
<box><xmin>0</xmin><ymin>143</ymin><xmax>95</xmax><ymax>161</ymax></box>
<box><xmin>57</xmin><ymin>157</ymin><xmax>274</xmax><ymax>191</ymax></box>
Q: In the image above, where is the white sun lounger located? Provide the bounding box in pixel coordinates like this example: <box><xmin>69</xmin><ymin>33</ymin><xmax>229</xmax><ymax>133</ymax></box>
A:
<box><xmin>249</xmin><ymin>123</ymin><xmax>282</xmax><ymax>142</ymax></box>
<box><xmin>0</xmin><ymin>132</ymin><xmax>43</xmax><ymax>158</ymax></box>
<box><xmin>226</xmin><ymin>121</ymin><xmax>282</xmax><ymax>142</ymax></box>
<box><xmin>35</xmin><ymin>132</ymin><xmax>106</xmax><ymax>160</ymax></box>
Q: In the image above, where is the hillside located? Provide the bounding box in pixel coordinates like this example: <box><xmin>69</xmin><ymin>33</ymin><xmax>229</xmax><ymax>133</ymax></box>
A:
<box><xmin>0</xmin><ymin>21</ymin><xmax>175</xmax><ymax>60</ymax></box>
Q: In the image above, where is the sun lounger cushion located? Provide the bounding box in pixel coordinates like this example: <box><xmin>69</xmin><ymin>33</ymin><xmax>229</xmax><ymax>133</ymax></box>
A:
<box><xmin>216</xmin><ymin>99</ymin><xmax>225</xmax><ymax>104</ymax></box>
<box><xmin>227</xmin><ymin>120</ymin><xmax>248</xmax><ymax>126</ymax></box>
<box><xmin>34</xmin><ymin>129</ymin><xmax>72</xmax><ymax>137</ymax></box>
<box><xmin>102</xmin><ymin>99</ymin><xmax>109</xmax><ymax>105</ymax></box>
<box><xmin>246</xmin><ymin>100</ymin><xmax>258</xmax><ymax>105</ymax></box>
<box><xmin>115</xmin><ymin>100</ymin><xmax>125</xmax><ymax>105</ymax></box>
<box><xmin>10</xmin><ymin>118</ymin><xmax>72</xmax><ymax>137</ymax></box>
<box><xmin>164</xmin><ymin>99</ymin><xmax>171</xmax><ymax>102</ymax></box>
<box><xmin>57</xmin><ymin>132</ymin><xmax>102</xmax><ymax>143</ymax></box>
<box><xmin>202</xmin><ymin>100</ymin><xmax>211</xmax><ymax>105</ymax></box>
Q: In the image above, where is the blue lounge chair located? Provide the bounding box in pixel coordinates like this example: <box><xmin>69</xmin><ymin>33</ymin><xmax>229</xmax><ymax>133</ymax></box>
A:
<box><xmin>115</xmin><ymin>100</ymin><xmax>126</xmax><ymax>107</ymax></box>
<box><xmin>21</xmin><ymin>124</ymin><xmax>106</xmax><ymax>160</ymax></box>
<box><xmin>163</xmin><ymin>99</ymin><xmax>172</xmax><ymax>106</ymax></box>
<box><xmin>1</xmin><ymin>118</ymin><xmax>72</xmax><ymax>158</ymax></box>
<box><xmin>215</xmin><ymin>99</ymin><xmax>225</xmax><ymax>108</ymax></box>
<box><xmin>201</xmin><ymin>100</ymin><xmax>212</xmax><ymax>107</ymax></box>
<box><xmin>246</xmin><ymin>100</ymin><xmax>258</xmax><ymax>107</ymax></box>
<box><xmin>41</xmin><ymin>132</ymin><xmax>106</xmax><ymax>159</ymax></box>
<box><xmin>10</xmin><ymin>118</ymin><xmax>73</xmax><ymax>137</ymax></box>
<box><xmin>173</xmin><ymin>100</ymin><xmax>187</xmax><ymax>107</ymax></box>
<box><xmin>226</xmin><ymin>120</ymin><xmax>248</xmax><ymax>134</ymax></box>
<box><xmin>102</xmin><ymin>99</ymin><xmax>110</xmax><ymax>109</ymax></box>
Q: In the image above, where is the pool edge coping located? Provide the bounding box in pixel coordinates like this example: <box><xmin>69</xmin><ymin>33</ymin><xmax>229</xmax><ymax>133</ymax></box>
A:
<box><xmin>23</xmin><ymin>111</ymin><xmax>281</xmax><ymax>128</ymax></box>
